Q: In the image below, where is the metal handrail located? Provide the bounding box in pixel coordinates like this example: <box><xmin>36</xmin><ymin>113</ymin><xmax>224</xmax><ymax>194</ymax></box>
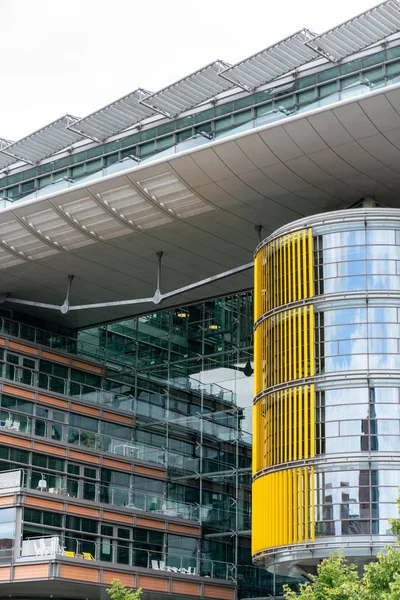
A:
<box><xmin>20</xmin><ymin>534</ymin><xmax>237</xmax><ymax>581</ymax></box>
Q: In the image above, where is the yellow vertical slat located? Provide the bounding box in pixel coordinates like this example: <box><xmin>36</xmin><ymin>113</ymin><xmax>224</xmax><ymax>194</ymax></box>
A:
<box><xmin>278</xmin><ymin>471</ymin><xmax>282</xmax><ymax>546</ymax></box>
<box><xmin>284</xmin><ymin>468</ymin><xmax>289</xmax><ymax>545</ymax></box>
<box><xmin>304</xmin><ymin>308</ymin><xmax>309</xmax><ymax>379</ymax></box>
<box><xmin>284</xmin><ymin>388</ymin><xmax>288</xmax><ymax>463</ymax></box>
<box><xmin>304</xmin><ymin>386</ymin><xmax>309</xmax><ymax>460</ymax></box>
<box><xmin>284</xmin><ymin>311</ymin><xmax>288</xmax><ymax>384</ymax></box>
<box><xmin>310</xmin><ymin>384</ymin><xmax>315</xmax><ymax>458</ymax></box>
<box><xmin>252</xmin><ymin>403</ymin><xmax>258</xmax><ymax>475</ymax></box>
<box><xmin>287</xmin><ymin>469</ymin><xmax>292</xmax><ymax>544</ymax></box>
<box><xmin>309</xmin><ymin>305</ymin><xmax>315</xmax><ymax>377</ymax></box>
<box><xmin>288</xmin><ymin>387</ymin><xmax>292</xmax><ymax>462</ymax></box>
<box><xmin>280</xmin><ymin>312</ymin><xmax>283</xmax><ymax>385</ymax></box>
<box><xmin>279</xmin><ymin>237</ymin><xmax>282</xmax><ymax>308</ymax></box>
<box><xmin>302</xmin><ymin>229</ymin><xmax>307</xmax><ymax>299</ymax></box>
<box><xmin>298</xmin><ymin>386</ymin><xmax>303</xmax><ymax>460</ymax></box>
<box><xmin>298</xmin><ymin>469</ymin><xmax>303</xmax><ymax>543</ymax></box>
<box><xmin>254</xmin><ymin>252</ymin><xmax>261</xmax><ymax>322</ymax></box>
<box><xmin>283</xmin><ymin>236</ymin><xmax>287</xmax><ymax>306</ymax></box>
<box><xmin>293</xmin><ymin>309</ymin><xmax>297</xmax><ymax>380</ymax></box>
<box><xmin>288</xmin><ymin>234</ymin><xmax>292</xmax><ymax>304</ymax></box>
<box><xmin>304</xmin><ymin>465</ymin><xmax>309</xmax><ymax>542</ymax></box>
<box><xmin>298</xmin><ymin>307</ymin><xmax>302</xmax><ymax>380</ymax></box>
<box><xmin>278</xmin><ymin>390</ymin><xmax>286</xmax><ymax>463</ymax></box>
<box><xmin>293</xmin><ymin>468</ymin><xmax>298</xmax><ymax>544</ymax></box>
<box><xmin>308</xmin><ymin>228</ymin><xmax>313</xmax><ymax>298</ymax></box>
<box><xmin>292</xmin><ymin>231</ymin><xmax>297</xmax><ymax>301</ymax></box>
<box><xmin>288</xmin><ymin>309</ymin><xmax>292</xmax><ymax>382</ymax></box>
<box><xmin>311</xmin><ymin>466</ymin><xmax>315</xmax><ymax>542</ymax></box>
<box><xmin>293</xmin><ymin>387</ymin><xmax>297</xmax><ymax>461</ymax></box>
<box><xmin>297</xmin><ymin>230</ymin><xmax>301</xmax><ymax>301</ymax></box>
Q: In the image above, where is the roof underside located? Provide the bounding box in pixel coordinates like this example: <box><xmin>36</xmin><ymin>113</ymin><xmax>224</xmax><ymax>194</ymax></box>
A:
<box><xmin>2</xmin><ymin>84</ymin><xmax>400</xmax><ymax>328</ymax></box>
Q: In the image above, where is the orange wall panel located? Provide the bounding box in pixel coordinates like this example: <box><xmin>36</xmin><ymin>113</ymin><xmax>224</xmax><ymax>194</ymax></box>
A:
<box><xmin>67</xmin><ymin>505</ymin><xmax>99</xmax><ymax>518</ymax></box>
<box><xmin>38</xmin><ymin>394</ymin><xmax>68</xmax><ymax>408</ymax></box>
<box><xmin>168</xmin><ymin>524</ymin><xmax>199</xmax><ymax>535</ymax></box>
<box><xmin>102</xmin><ymin>571</ymin><xmax>134</xmax><ymax>586</ymax></box>
<box><xmin>69</xmin><ymin>451</ymin><xmax>99</xmax><ymax>464</ymax></box>
<box><xmin>103</xmin><ymin>511</ymin><xmax>132</xmax><ymax>524</ymax></box>
<box><xmin>70</xmin><ymin>403</ymin><xmax>99</xmax><ymax>417</ymax></box>
<box><xmin>34</xmin><ymin>442</ymin><xmax>66</xmax><ymax>456</ymax></box>
<box><xmin>138</xmin><ymin>575</ymin><xmax>168</xmax><ymax>592</ymax></box>
<box><xmin>102</xmin><ymin>411</ymin><xmax>132</xmax><ymax>425</ymax></box>
<box><xmin>8</xmin><ymin>341</ymin><xmax>38</xmax><ymax>355</ymax></box>
<box><xmin>60</xmin><ymin>564</ymin><xmax>99</xmax><ymax>583</ymax></box>
<box><xmin>0</xmin><ymin>496</ymin><xmax>13</xmax><ymax>506</ymax></box>
<box><xmin>26</xmin><ymin>497</ymin><xmax>64</xmax><ymax>511</ymax></box>
<box><xmin>41</xmin><ymin>351</ymin><xmax>70</xmax><ymax>365</ymax></box>
<box><xmin>2</xmin><ymin>385</ymin><xmax>35</xmax><ymax>399</ymax></box>
<box><xmin>0</xmin><ymin>434</ymin><xmax>30</xmax><ymax>448</ymax></box>
<box><xmin>102</xmin><ymin>458</ymin><xmax>130</xmax><ymax>471</ymax></box>
<box><xmin>135</xmin><ymin>517</ymin><xmax>165</xmax><ymax>530</ymax></box>
<box><xmin>204</xmin><ymin>585</ymin><xmax>234</xmax><ymax>600</ymax></box>
<box><xmin>14</xmin><ymin>564</ymin><xmax>49</xmax><ymax>580</ymax></box>
<box><xmin>171</xmin><ymin>580</ymin><xmax>201</xmax><ymax>595</ymax></box>
<box><xmin>134</xmin><ymin>465</ymin><xmax>165</xmax><ymax>478</ymax></box>
<box><xmin>0</xmin><ymin>567</ymin><xmax>10</xmax><ymax>580</ymax></box>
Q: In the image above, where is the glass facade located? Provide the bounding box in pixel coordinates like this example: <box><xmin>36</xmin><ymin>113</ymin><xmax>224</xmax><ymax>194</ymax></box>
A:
<box><xmin>0</xmin><ymin>292</ymin><xmax>293</xmax><ymax>598</ymax></box>
<box><xmin>253</xmin><ymin>208</ymin><xmax>400</xmax><ymax>576</ymax></box>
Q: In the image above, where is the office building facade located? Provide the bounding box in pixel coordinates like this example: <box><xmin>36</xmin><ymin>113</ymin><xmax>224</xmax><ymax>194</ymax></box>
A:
<box><xmin>1</xmin><ymin>2</ymin><xmax>400</xmax><ymax>599</ymax></box>
<box><xmin>252</xmin><ymin>207</ymin><xmax>400</xmax><ymax>577</ymax></box>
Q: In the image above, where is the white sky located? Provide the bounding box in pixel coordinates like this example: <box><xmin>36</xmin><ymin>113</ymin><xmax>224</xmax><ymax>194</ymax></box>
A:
<box><xmin>0</xmin><ymin>0</ymin><xmax>382</xmax><ymax>140</ymax></box>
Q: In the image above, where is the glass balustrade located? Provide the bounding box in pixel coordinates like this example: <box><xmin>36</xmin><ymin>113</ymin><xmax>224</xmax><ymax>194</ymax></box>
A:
<box><xmin>20</xmin><ymin>533</ymin><xmax>236</xmax><ymax>581</ymax></box>
<box><xmin>0</xmin><ymin>317</ymin><xmax>102</xmax><ymax>362</ymax></box>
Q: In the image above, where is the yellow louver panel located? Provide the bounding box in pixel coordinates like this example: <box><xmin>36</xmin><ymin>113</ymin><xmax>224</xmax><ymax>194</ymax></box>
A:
<box><xmin>254</xmin><ymin>228</ymin><xmax>313</xmax><ymax>319</ymax></box>
<box><xmin>252</xmin><ymin>467</ymin><xmax>315</xmax><ymax>554</ymax></box>
<box><xmin>254</xmin><ymin>305</ymin><xmax>314</xmax><ymax>394</ymax></box>
<box><xmin>253</xmin><ymin>385</ymin><xmax>315</xmax><ymax>470</ymax></box>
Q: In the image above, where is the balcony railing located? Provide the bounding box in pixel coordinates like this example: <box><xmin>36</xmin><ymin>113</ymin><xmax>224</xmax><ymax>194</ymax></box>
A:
<box><xmin>0</xmin><ymin>317</ymin><xmax>103</xmax><ymax>361</ymax></box>
<box><xmin>0</xmin><ymin>469</ymin><xmax>250</xmax><ymax>530</ymax></box>
<box><xmin>20</xmin><ymin>534</ymin><xmax>236</xmax><ymax>581</ymax></box>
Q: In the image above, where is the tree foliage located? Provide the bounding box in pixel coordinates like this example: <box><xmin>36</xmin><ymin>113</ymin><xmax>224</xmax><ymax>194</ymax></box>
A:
<box><xmin>106</xmin><ymin>578</ymin><xmax>142</xmax><ymax>600</ymax></box>
<box><xmin>283</xmin><ymin>494</ymin><xmax>400</xmax><ymax>600</ymax></box>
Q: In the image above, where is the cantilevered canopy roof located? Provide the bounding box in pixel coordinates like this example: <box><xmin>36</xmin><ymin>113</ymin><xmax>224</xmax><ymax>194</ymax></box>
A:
<box><xmin>3</xmin><ymin>83</ymin><xmax>400</xmax><ymax>328</ymax></box>
<box><xmin>2</xmin><ymin>116</ymin><xmax>85</xmax><ymax>164</ymax></box>
<box><xmin>307</xmin><ymin>0</ymin><xmax>400</xmax><ymax>61</ymax></box>
<box><xmin>69</xmin><ymin>89</ymin><xmax>157</xmax><ymax>142</ymax></box>
<box><xmin>220</xmin><ymin>30</ymin><xmax>318</xmax><ymax>91</ymax></box>
<box><xmin>140</xmin><ymin>61</ymin><xmax>233</xmax><ymax>117</ymax></box>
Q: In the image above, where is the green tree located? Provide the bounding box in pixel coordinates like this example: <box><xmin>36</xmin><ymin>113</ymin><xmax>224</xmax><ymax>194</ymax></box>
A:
<box><xmin>283</xmin><ymin>493</ymin><xmax>400</xmax><ymax>600</ymax></box>
<box><xmin>106</xmin><ymin>578</ymin><xmax>142</xmax><ymax>600</ymax></box>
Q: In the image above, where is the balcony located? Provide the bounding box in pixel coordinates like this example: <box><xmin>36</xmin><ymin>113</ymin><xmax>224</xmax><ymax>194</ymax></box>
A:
<box><xmin>18</xmin><ymin>535</ymin><xmax>236</xmax><ymax>581</ymax></box>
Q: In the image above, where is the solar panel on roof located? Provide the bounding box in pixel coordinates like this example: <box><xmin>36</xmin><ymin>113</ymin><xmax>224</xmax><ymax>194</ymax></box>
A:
<box><xmin>306</xmin><ymin>0</ymin><xmax>400</xmax><ymax>61</ymax></box>
<box><xmin>140</xmin><ymin>60</ymin><xmax>233</xmax><ymax>117</ymax></box>
<box><xmin>2</xmin><ymin>116</ymin><xmax>85</xmax><ymax>164</ymax></box>
<box><xmin>220</xmin><ymin>30</ymin><xmax>319</xmax><ymax>91</ymax></box>
<box><xmin>68</xmin><ymin>89</ymin><xmax>157</xmax><ymax>142</ymax></box>
<box><xmin>0</xmin><ymin>139</ymin><xmax>18</xmax><ymax>170</ymax></box>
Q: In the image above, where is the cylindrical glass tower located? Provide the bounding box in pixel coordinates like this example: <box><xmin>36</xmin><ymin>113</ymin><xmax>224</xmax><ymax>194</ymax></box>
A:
<box><xmin>252</xmin><ymin>208</ymin><xmax>400</xmax><ymax>575</ymax></box>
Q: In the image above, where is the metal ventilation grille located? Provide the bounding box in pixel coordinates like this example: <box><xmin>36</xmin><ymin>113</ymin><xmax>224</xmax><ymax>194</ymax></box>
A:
<box><xmin>2</xmin><ymin>116</ymin><xmax>85</xmax><ymax>164</ymax></box>
<box><xmin>140</xmin><ymin>60</ymin><xmax>233</xmax><ymax>117</ymax></box>
<box><xmin>306</xmin><ymin>0</ymin><xmax>400</xmax><ymax>61</ymax></box>
<box><xmin>69</xmin><ymin>89</ymin><xmax>157</xmax><ymax>142</ymax></box>
<box><xmin>220</xmin><ymin>30</ymin><xmax>318</xmax><ymax>91</ymax></box>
